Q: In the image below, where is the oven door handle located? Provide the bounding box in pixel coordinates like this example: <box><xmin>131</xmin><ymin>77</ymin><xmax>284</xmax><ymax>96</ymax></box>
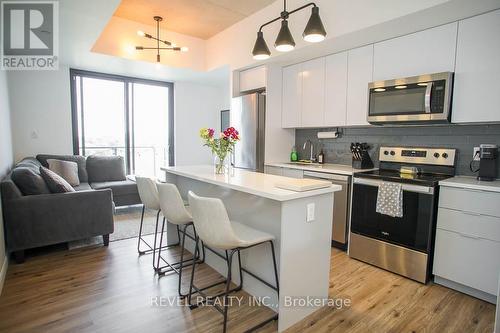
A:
<box><xmin>424</xmin><ymin>82</ymin><xmax>433</xmax><ymax>114</ymax></box>
<box><xmin>353</xmin><ymin>177</ymin><xmax>434</xmax><ymax>195</ymax></box>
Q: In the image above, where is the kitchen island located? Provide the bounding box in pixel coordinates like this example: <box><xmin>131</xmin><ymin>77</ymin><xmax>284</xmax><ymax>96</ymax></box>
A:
<box><xmin>161</xmin><ymin>165</ymin><xmax>341</xmax><ymax>331</ymax></box>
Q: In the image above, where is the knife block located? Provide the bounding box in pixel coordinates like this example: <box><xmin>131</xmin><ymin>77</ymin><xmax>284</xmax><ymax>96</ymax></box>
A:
<box><xmin>352</xmin><ymin>151</ymin><xmax>374</xmax><ymax>169</ymax></box>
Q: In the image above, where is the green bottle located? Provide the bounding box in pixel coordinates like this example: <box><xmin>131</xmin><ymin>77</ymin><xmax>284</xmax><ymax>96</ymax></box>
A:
<box><xmin>290</xmin><ymin>145</ymin><xmax>298</xmax><ymax>162</ymax></box>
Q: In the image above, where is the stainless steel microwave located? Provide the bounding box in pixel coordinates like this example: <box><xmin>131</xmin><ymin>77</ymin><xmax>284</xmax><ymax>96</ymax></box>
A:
<box><xmin>367</xmin><ymin>72</ymin><xmax>453</xmax><ymax>124</ymax></box>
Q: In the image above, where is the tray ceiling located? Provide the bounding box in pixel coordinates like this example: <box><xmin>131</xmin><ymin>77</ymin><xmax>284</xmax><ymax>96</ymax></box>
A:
<box><xmin>114</xmin><ymin>0</ymin><xmax>276</xmax><ymax>40</ymax></box>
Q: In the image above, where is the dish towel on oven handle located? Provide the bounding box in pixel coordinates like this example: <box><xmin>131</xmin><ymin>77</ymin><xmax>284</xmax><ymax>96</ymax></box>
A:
<box><xmin>376</xmin><ymin>182</ymin><xmax>403</xmax><ymax>218</ymax></box>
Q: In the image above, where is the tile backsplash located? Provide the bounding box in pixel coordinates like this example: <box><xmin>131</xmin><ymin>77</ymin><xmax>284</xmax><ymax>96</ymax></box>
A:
<box><xmin>295</xmin><ymin>124</ymin><xmax>500</xmax><ymax>176</ymax></box>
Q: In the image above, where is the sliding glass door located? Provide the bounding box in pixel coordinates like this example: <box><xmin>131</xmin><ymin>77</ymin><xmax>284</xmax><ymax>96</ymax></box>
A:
<box><xmin>70</xmin><ymin>69</ymin><xmax>174</xmax><ymax>177</ymax></box>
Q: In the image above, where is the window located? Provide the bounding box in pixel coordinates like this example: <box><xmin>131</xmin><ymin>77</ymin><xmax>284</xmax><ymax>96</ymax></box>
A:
<box><xmin>70</xmin><ymin>69</ymin><xmax>174</xmax><ymax>177</ymax></box>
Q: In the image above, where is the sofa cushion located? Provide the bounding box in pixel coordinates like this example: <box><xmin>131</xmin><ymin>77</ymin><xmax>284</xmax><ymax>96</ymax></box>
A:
<box><xmin>11</xmin><ymin>167</ymin><xmax>50</xmax><ymax>196</ymax></box>
<box><xmin>40</xmin><ymin>167</ymin><xmax>75</xmax><ymax>193</ymax></box>
<box><xmin>47</xmin><ymin>159</ymin><xmax>80</xmax><ymax>186</ymax></box>
<box><xmin>73</xmin><ymin>183</ymin><xmax>92</xmax><ymax>191</ymax></box>
<box><xmin>37</xmin><ymin>154</ymin><xmax>88</xmax><ymax>183</ymax></box>
<box><xmin>86</xmin><ymin>155</ymin><xmax>126</xmax><ymax>182</ymax></box>
<box><xmin>90</xmin><ymin>180</ymin><xmax>138</xmax><ymax>197</ymax></box>
<box><xmin>16</xmin><ymin>157</ymin><xmax>42</xmax><ymax>170</ymax></box>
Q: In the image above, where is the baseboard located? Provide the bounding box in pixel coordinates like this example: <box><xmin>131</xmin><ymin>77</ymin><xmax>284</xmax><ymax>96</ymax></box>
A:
<box><xmin>434</xmin><ymin>276</ymin><xmax>497</xmax><ymax>304</ymax></box>
<box><xmin>0</xmin><ymin>254</ymin><xmax>7</xmax><ymax>295</ymax></box>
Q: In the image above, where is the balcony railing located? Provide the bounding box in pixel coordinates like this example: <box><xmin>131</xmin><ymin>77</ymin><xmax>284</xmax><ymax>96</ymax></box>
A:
<box><xmin>81</xmin><ymin>145</ymin><xmax>166</xmax><ymax>177</ymax></box>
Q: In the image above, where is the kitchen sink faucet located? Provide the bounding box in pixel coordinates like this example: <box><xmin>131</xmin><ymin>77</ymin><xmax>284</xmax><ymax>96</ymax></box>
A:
<box><xmin>303</xmin><ymin>139</ymin><xmax>315</xmax><ymax>161</ymax></box>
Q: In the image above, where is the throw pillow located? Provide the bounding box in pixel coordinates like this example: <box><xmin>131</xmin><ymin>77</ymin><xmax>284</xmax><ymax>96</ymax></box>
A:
<box><xmin>11</xmin><ymin>167</ymin><xmax>50</xmax><ymax>195</ymax></box>
<box><xmin>39</xmin><ymin>166</ymin><xmax>76</xmax><ymax>193</ymax></box>
<box><xmin>47</xmin><ymin>159</ymin><xmax>80</xmax><ymax>186</ymax></box>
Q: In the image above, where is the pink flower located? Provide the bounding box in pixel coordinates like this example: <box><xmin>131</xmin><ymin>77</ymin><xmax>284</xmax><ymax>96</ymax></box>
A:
<box><xmin>208</xmin><ymin>128</ymin><xmax>215</xmax><ymax>138</ymax></box>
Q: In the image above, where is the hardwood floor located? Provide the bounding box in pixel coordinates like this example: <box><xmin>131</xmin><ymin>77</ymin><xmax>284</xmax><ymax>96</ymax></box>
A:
<box><xmin>0</xmin><ymin>237</ymin><xmax>495</xmax><ymax>333</ymax></box>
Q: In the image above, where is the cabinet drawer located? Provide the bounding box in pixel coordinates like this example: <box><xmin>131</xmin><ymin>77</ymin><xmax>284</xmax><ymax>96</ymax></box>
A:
<box><xmin>282</xmin><ymin>168</ymin><xmax>303</xmax><ymax>179</ymax></box>
<box><xmin>439</xmin><ymin>186</ymin><xmax>500</xmax><ymax>217</ymax></box>
<box><xmin>437</xmin><ymin>208</ymin><xmax>500</xmax><ymax>242</ymax></box>
<box><xmin>433</xmin><ymin>228</ymin><xmax>500</xmax><ymax>295</ymax></box>
<box><xmin>264</xmin><ymin>166</ymin><xmax>283</xmax><ymax>176</ymax></box>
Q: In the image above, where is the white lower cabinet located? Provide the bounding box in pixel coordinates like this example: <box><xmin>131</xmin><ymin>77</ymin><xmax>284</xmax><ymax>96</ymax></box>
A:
<box><xmin>433</xmin><ymin>186</ymin><xmax>500</xmax><ymax>303</ymax></box>
<box><xmin>264</xmin><ymin>166</ymin><xmax>283</xmax><ymax>176</ymax></box>
<box><xmin>282</xmin><ymin>168</ymin><xmax>303</xmax><ymax>179</ymax></box>
<box><xmin>264</xmin><ymin>166</ymin><xmax>303</xmax><ymax>179</ymax></box>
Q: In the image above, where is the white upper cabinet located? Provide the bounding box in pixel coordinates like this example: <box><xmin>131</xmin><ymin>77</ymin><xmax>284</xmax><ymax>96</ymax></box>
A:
<box><xmin>346</xmin><ymin>45</ymin><xmax>373</xmax><ymax>126</ymax></box>
<box><xmin>452</xmin><ymin>10</ymin><xmax>500</xmax><ymax>123</ymax></box>
<box><xmin>239</xmin><ymin>66</ymin><xmax>267</xmax><ymax>93</ymax></box>
<box><xmin>325</xmin><ymin>52</ymin><xmax>348</xmax><ymax>127</ymax></box>
<box><xmin>373</xmin><ymin>23</ymin><xmax>458</xmax><ymax>81</ymax></box>
<box><xmin>301</xmin><ymin>58</ymin><xmax>326</xmax><ymax>128</ymax></box>
<box><xmin>282</xmin><ymin>63</ymin><xmax>302</xmax><ymax>128</ymax></box>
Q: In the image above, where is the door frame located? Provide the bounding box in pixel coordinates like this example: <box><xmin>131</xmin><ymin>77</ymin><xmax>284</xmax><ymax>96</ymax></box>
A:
<box><xmin>69</xmin><ymin>68</ymin><xmax>175</xmax><ymax>172</ymax></box>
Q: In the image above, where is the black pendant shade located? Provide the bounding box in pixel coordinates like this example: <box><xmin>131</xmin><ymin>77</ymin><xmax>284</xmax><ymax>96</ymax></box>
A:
<box><xmin>252</xmin><ymin>31</ymin><xmax>271</xmax><ymax>60</ymax></box>
<box><xmin>252</xmin><ymin>1</ymin><xmax>327</xmax><ymax>60</ymax></box>
<box><xmin>303</xmin><ymin>6</ymin><xmax>326</xmax><ymax>42</ymax></box>
<box><xmin>274</xmin><ymin>20</ymin><xmax>295</xmax><ymax>52</ymax></box>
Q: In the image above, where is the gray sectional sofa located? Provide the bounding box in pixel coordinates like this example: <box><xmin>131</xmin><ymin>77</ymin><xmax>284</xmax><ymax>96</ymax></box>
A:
<box><xmin>0</xmin><ymin>154</ymin><xmax>141</xmax><ymax>263</ymax></box>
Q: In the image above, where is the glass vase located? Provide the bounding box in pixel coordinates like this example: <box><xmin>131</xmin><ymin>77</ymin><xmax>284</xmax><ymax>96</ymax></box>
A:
<box><xmin>214</xmin><ymin>154</ymin><xmax>228</xmax><ymax>175</ymax></box>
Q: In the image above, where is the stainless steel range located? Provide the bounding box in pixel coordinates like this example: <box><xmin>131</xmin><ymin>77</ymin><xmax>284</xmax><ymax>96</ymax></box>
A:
<box><xmin>349</xmin><ymin>146</ymin><xmax>457</xmax><ymax>283</ymax></box>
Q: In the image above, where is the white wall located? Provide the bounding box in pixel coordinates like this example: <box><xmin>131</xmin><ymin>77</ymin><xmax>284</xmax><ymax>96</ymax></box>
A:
<box><xmin>8</xmin><ymin>67</ymin><xmax>73</xmax><ymax>161</ymax></box>
<box><xmin>174</xmin><ymin>82</ymin><xmax>230</xmax><ymax>165</ymax></box>
<box><xmin>0</xmin><ymin>70</ymin><xmax>14</xmax><ymax>294</ymax></box>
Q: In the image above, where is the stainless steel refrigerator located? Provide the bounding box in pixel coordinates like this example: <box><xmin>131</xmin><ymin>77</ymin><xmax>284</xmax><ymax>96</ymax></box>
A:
<box><xmin>230</xmin><ymin>92</ymin><xmax>266</xmax><ymax>172</ymax></box>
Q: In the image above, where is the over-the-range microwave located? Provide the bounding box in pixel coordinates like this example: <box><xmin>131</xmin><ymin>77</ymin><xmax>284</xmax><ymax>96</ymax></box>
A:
<box><xmin>367</xmin><ymin>72</ymin><xmax>453</xmax><ymax>125</ymax></box>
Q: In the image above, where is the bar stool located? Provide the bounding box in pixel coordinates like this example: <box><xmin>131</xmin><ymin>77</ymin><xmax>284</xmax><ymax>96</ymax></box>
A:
<box><xmin>187</xmin><ymin>191</ymin><xmax>279</xmax><ymax>333</ymax></box>
<box><xmin>155</xmin><ymin>183</ymin><xmax>205</xmax><ymax>297</ymax></box>
<box><xmin>136</xmin><ymin>176</ymin><xmax>178</xmax><ymax>270</ymax></box>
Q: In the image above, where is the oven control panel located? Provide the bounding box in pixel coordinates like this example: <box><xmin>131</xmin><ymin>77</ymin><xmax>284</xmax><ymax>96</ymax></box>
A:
<box><xmin>379</xmin><ymin>147</ymin><xmax>456</xmax><ymax>166</ymax></box>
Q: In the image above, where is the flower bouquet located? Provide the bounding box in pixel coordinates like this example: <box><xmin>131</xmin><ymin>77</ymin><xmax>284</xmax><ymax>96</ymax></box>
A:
<box><xmin>200</xmin><ymin>127</ymin><xmax>240</xmax><ymax>174</ymax></box>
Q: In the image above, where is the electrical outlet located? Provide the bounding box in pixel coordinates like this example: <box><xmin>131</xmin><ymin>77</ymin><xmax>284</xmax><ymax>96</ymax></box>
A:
<box><xmin>306</xmin><ymin>203</ymin><xmax>315</xmax><ymax>222</ymax></box>
<box><xmin>473</xmin><ymin>147</ymin><xmax>480</xmax><ymax>161</ymax></box>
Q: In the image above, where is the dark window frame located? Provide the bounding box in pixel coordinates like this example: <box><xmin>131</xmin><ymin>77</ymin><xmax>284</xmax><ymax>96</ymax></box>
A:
<box><xmin>69</xmin><ymin>68</ymin><xmax>175</xmax><ymax>173</ymax></box>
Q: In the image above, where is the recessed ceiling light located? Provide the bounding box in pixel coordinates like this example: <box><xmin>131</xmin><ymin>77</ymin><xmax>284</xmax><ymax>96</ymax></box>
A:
<box><xmin>417</xmin><ymin>83</ymin><xmax>428</xmax><ymax>86</ymax></box>
<box><xmin>395</xmin><ymin>85</ymin><xmax>407</xmax><ymax>89</ymax></box>
<box><xmin>374</xmin><ymin>88</ymin><xmax>386</xmax><ymax>92</ymax></box>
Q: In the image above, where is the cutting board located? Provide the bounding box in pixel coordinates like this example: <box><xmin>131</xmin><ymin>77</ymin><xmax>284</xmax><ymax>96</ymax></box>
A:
<box><xmin>274</xmin><ymin>178</ymin><xmax>331</xmax><ymax>192</ymax></box>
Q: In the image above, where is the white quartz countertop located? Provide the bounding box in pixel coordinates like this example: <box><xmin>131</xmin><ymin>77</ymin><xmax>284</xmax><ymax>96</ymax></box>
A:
<box><xmin>439</xmin><ymin>176</ymin><xmax>500</xmax><ymax>193</ymax></box>
<box><xmin>161</xmin><ymin>165</ymin><xmax>341</xmax><ymax>201</ymax></box>
<box><xmin>265</xmin><ymin>162</ymin><xmax>377</xmax><ymax>176</ymax></box>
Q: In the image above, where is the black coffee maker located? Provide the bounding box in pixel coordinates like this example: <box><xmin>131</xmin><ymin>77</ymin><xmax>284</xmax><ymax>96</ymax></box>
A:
<box><xmin>478</xmin><ymin>144</ymin><xmax>498</xmax><ymax>181</ymax></box>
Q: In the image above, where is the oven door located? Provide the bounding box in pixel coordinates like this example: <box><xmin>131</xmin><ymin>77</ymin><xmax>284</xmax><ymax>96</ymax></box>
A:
<box><xmin>367</xmin><ymin>72</ymin><xmax>453</xmax><ymax>124</ymax></box>
<box><xmin>350</xmin><ymin>177</ymin><xmax>437</xmax><ymax>253</ymax></box>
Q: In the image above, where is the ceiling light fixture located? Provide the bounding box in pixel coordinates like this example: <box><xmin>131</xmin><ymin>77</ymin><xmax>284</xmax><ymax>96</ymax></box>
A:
<box><xmin>135</xmin><ymin>16</ymin><xmax>188</xmax><ymax>63</ymax></box>
<box><xmin>252</xmin><ymin>0</ymin><xmax>327</xmax><ymax>60</ymax></box>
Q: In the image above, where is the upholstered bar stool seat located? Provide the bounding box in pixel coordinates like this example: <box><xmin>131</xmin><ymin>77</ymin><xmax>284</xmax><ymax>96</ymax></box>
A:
<box><xmin>155</xmin><ymin>183</ymin><xmax>205</xmax><ymax>297</ymax></box>
<box><xmin>220</xmin><ymin>221</ymin><xmax>274</xmax><ymax>249</ymax></box>
<box><xmin>135</xmin><ymin>176</ymin><xmax>164</xmax><ymax>262</ymax></box>
<box><xmin>187</xmin><ymin>191</ymin><xmax>279</xmax><ymax>333</ymax></box>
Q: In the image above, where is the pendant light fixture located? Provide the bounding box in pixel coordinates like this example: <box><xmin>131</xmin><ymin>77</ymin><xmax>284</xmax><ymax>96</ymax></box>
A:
<box><xmin>135</xmin><ymin>16</ymin><xmax>188</xmax><ymax>63</ymax></box>
<box><xmin>252</xmin><ymin>0</ymin><xmax>327</xmax><ymax>60</ymax></box>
